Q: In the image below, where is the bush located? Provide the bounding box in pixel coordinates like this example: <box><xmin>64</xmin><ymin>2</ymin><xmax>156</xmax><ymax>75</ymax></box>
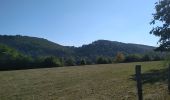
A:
<box><xmin>125</xmin><ymin>54</ymin><xmax>142</xmax><ymax>62</ymax></box>
<box><xmin>43</xmin><ymin>56</ymin><xmax>63</xmax><ymax>67</ymax></box>
<box><xmin>96</xmin><ymin>57</ymin><xmax>109</xmax><ymax>64</ymax></box>
<box><xmin>65</xmin><ymin>58</ymin><xmax>76</xmax><ymax>66</ymax></box>
<box><xmin>80</xmin><ymin>59</ymin><xmax>86</xmax><ymax>65</ymax></box>
<box><xmin>153</xmin><ymin>55</ymin><xmax>162</xmax><ymax>61</ymax></box>
<box><xmin>142</xmin><ymin>54</ymin><xmax>152</xmax><ymax>61</ymax></box>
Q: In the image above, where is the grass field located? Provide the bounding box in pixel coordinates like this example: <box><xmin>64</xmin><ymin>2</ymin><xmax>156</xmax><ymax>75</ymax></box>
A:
<box><xmin>0</xmin><ymin>61</ymin><xmax>170</xmax><ymax>100</ymax></box>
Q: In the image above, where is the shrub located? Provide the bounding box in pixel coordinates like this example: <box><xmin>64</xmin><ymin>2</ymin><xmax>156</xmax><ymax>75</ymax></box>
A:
<box><xmin>142</xmin><ymin>54</ymin><xmax>152</xmax><ymax>61</ymax></box>
<box><xmin>125</xmin><ymin>54</ymin><xmax>142</xmax><ymax>62</ymax></box>
<box><xmin>153</xmin><ymin>55</ymin><xmax>162</xmax><ymax>61</ymax></box>
<box><xmin>80</xmin><ymin>59</ymin><xmax>86</xmax><ymax>65</ymax></box>
<box><xmin>43</xmin><ymin>56</ymin><xmax>62</xmax><ymax>67</ymax></box>
<box><xmin>65</xmin><ymin>58</ymin><xmax>76</xmax><ymax>66</ymax></box>
<box><xmin>96</xmin><ymin>56</ymin><xmax>109</xmax><ymax>64</ymax></box>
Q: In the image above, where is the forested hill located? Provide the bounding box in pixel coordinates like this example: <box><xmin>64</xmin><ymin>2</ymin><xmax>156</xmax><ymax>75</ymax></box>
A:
<box><xmin>0</xmin><ymin>35</ymin><xmax>154</xmax><ymax>58</ymax></box>
<box><xmin>0</xmin><ymin>35</ymin><xmax>75</xmax><ymax>57</ymax></box>
<box><xmin>76</xmin><ymin>40</ymin><xmax>154</xmax><ymax>59</ymax></box>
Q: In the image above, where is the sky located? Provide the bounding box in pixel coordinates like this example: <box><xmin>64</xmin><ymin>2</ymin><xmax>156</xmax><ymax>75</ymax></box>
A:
<box><xmin>0</xmin><ymin>0</ymin><xmax>160</xmax><ymax>47</ymax></box>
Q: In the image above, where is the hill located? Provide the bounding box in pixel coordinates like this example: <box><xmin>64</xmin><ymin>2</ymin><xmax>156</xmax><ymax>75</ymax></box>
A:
<box><xmin>76</xmin><ymin>40</ymin><xmax>154</xmax><ymax>59</ymax></box>
<box><xmin>0</xmin><ymin>35</ymin><xmax>75</xmax><ymax>57</ymax></box>
<box><xmin>0</xmin><ymin>35</ymin><xmax>154</xmax><ymax>59</ymax></box>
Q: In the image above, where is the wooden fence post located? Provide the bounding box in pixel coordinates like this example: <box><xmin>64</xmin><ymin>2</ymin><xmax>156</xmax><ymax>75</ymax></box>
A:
<box><xmin>136</xmin><ymin>65</ymin><xmax>143</xmax><ymax>100</ymax></box>
<box><xmin>168</xmin><ymin>64</ymin><xmax>170</xmax><ymax>94</ymax></box>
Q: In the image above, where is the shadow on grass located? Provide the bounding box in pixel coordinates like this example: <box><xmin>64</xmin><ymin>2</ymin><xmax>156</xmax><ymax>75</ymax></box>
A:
<box><xmin>130</xmin><ymin>68</ymin><xmax>168</xmax><ymax>84</ymax></box>
<box><xmin>0</xmin><ymin>66</ymin><xmax>62</xmax><ymax>71</ymax></box>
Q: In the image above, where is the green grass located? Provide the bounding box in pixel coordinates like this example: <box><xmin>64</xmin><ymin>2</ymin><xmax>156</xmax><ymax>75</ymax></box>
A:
<box><xmin>0</xmin><ymin>61</ymin><xmax>169</xmax><ymax>100</ymax></box>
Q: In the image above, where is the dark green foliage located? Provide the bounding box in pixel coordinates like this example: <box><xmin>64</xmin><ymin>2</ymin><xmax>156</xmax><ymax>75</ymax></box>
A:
<box><xmin>59</xmin><ymin>57</ymin><xmax>65</xmax><ymax>67</ymax></box>
<box><xmin>153</xmin><ymin>55</ymin><xmax>162</xmax><ymax>61</ymax></box>
<box><xmin>0</xmin><ymin>44</ymin><xmax>34</xmax><ymax>70</ymax></box>
<box><xmin>125</xmin><ymin>54</ymin><xmax>142</xmax><ymax>62</ymax></box>
<box><xmin>0</xmin><ymin>44</ymin><xmax>65</xmax><ymax>70</ymax></box>
<box><xmin>142</xmin><ymin>54</ymin><xmax>152</xmax><ymax>61</ymax></box>
<box><xmin>0</xmin><ymin>35</ymin><xmax>154</xmax><ymax>60</ymax></box>
<box><xmin>0</xmin><ymin>35</ymin><xmax>165</xmax><ymax>70</ymax></box>
<box><xmin>0</xmin><ymin>35</ymin><xmax>74</xmax><ymax>57</ymax></box>
<box><xmin>80</xmin><ymin>59</ymin><xmax>86</xmax><ymax>65</ymax></box>
<box><xmin>85</xmin><ymin>59</ymin><xmax>93</xmax><ymax>65</ymax></box>
<box><xmin>43</xmin><ymin>56</ymin><xmax>63</xmax><ymax>67</ymax></box>
<box><xmin>107</xmin><ymin>57</ymin><xmax>113</xmax><ymax>64</ymax></box>
<box><xmin>65</xmin><ymin>58</ymin><xmax>76</xmax><ymax>66</ymax></box>
<box><xmin>76</xmin><ymin>40</ymin><xmax>154</xmax><ymax>60</ymax></box>
<box><xmin>14</xmin><ymin>55</ymin><xmax>34</xmax><ymax>68</ymax></box>
<box><xmin>124</xmin><ymin>53</ymin><xmax>164</xmax><ymax>63</ymax></box>
<box><xmin>96</xmin><ymin>57</ymin><xmax>112</xmax><ymax>64</ymax></box>
<box><xmin>150</xmin><ymin>0</ymin><xmax>170</xmax><ymax>51</ymax></box>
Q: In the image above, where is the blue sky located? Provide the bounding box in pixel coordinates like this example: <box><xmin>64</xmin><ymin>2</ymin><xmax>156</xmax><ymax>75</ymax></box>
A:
<box><xmin>0</xmin><ymin>0</ymin><xmax>159</xmax><ymax>47</ymax></box>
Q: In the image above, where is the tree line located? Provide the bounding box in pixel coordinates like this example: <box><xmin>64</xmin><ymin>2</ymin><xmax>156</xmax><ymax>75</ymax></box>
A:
<box><xmin>0</xmin><ymin>44</ymin><xmax>164</xmax><ymax>70</ymax></box>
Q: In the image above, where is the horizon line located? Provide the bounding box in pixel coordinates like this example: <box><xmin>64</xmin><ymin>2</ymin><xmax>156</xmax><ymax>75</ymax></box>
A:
<box><xmin>0</xmin><ymin>34</ymin><xmax>157</xmax><ymax>48</ymax></box>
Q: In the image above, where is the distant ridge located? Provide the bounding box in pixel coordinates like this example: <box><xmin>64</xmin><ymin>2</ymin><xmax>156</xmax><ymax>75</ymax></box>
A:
<box><xmin>0</xmin><ymin>35</ymin><xmax>74</xmax><ymax>57</ymax></box>
<box><xmin>0</xmin><ymin>35</ymin><xmax>154</xmax><ymax>59</ymax></box>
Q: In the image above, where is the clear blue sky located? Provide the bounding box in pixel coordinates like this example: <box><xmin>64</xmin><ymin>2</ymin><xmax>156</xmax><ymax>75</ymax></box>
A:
<box><xmin>0</xmin><ymin>0</ymin><xmax>159</xmax><ymax>47</ymax></box>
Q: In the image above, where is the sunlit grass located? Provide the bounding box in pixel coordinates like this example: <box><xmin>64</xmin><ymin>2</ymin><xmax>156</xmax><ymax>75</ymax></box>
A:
<box><xmin>0</xmin><ymin>61</ymin><xmax>169</xmax><ymax>100</ymax></box>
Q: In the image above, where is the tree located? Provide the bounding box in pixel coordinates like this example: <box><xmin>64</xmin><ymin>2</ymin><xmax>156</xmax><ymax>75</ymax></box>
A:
<box><xmin>125</xmin><ymin>54</ymin><xmax>142</xmax><ymax>62</ymax></box>
<box><xmin>96</xmin><ymin>56</ymin><xmax>109</xmax><ymax>64</ymax></box>
<box><xmin>114</xmin><ymin>52</ymin><xmax>125</xmax><ymax>63</ymax></box>
<box><xmin>65</xmin><ymin>58</ymin><xmax>76</xmax><ymax>66</ymax></box>
<box><xmin>150</xmin><ymin>0</ymin><xmax>170</xmax><ymax>51</ymax></box>
<box><xmin>43</xmin><ymin>56</ymin><xmax>62</xmax><ymax>67</ymax></box>
<box><xmin>153</xmin><ymin>55</ymin><xmax>162</xmax><ymax>61</ymax></box>
<box><xmin>80</xmin><ymin>58</ymin><xmax>86</xmax><ymax>65</ymax></box>
<box><xmin>142</xmin><ymin>54</ymin><xmax>152</xmax><ymax>61</ymax></box>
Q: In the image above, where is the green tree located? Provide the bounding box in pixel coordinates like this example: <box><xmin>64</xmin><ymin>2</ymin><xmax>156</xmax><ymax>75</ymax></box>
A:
<box><xmin>65</xmin><ymin>58</ymin><xmax>76</xmax><ymax>66</ymax></box>
<box><xmin>96</xmin><ymin>56</ymin><xmax>109</xmax><ymax>64</ymax></box>
<box><xmin>153</xmin><ymin>55</ymin><xmax>162</xmax><ymax>61</ymax></box>
<box><xmin>142</xmin><ymin>54</ymin><xmax>152</xmax><ymax>61</ymax></box>
<box><xmin>150</xmin><ymin>0</ymin><xmax>170</xmax><ymax>51</ymax></box>
<box><xmin>43</xmin><ymin>56</ymin><xmax>62</xmax><ymax>67</ymax></box>
<box><xmin>80</xmin><ymin>58</ymin><xmax>86</xmax><ymax>65</ymax></box>
<box><xmin>125</xmin><ymin>54</ymin><xmax>142</xmax><ymax>62</ymax></box>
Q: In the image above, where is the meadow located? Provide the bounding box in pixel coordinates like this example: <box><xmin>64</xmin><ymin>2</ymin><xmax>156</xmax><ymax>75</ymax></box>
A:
<box><xmin>0</xmin><ymin>61</ymin><xmax>169</xmax><ymax>100</ymax></box>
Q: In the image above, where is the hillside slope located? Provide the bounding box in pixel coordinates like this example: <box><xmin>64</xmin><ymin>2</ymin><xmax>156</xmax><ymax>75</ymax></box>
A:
<box><xmin>76</xmin><ymin>40</ymin><xmax>154</xmax><ymax>59</ymax></box>
<box><xmin>0</xmin><ymin>35</ymin><xmax>75</xmax><ymax>57</ymax></box>
<box><xmin>0</xmin><ymin>35</ymin><xmax>154</xmax><ymax>58</ymax></box>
